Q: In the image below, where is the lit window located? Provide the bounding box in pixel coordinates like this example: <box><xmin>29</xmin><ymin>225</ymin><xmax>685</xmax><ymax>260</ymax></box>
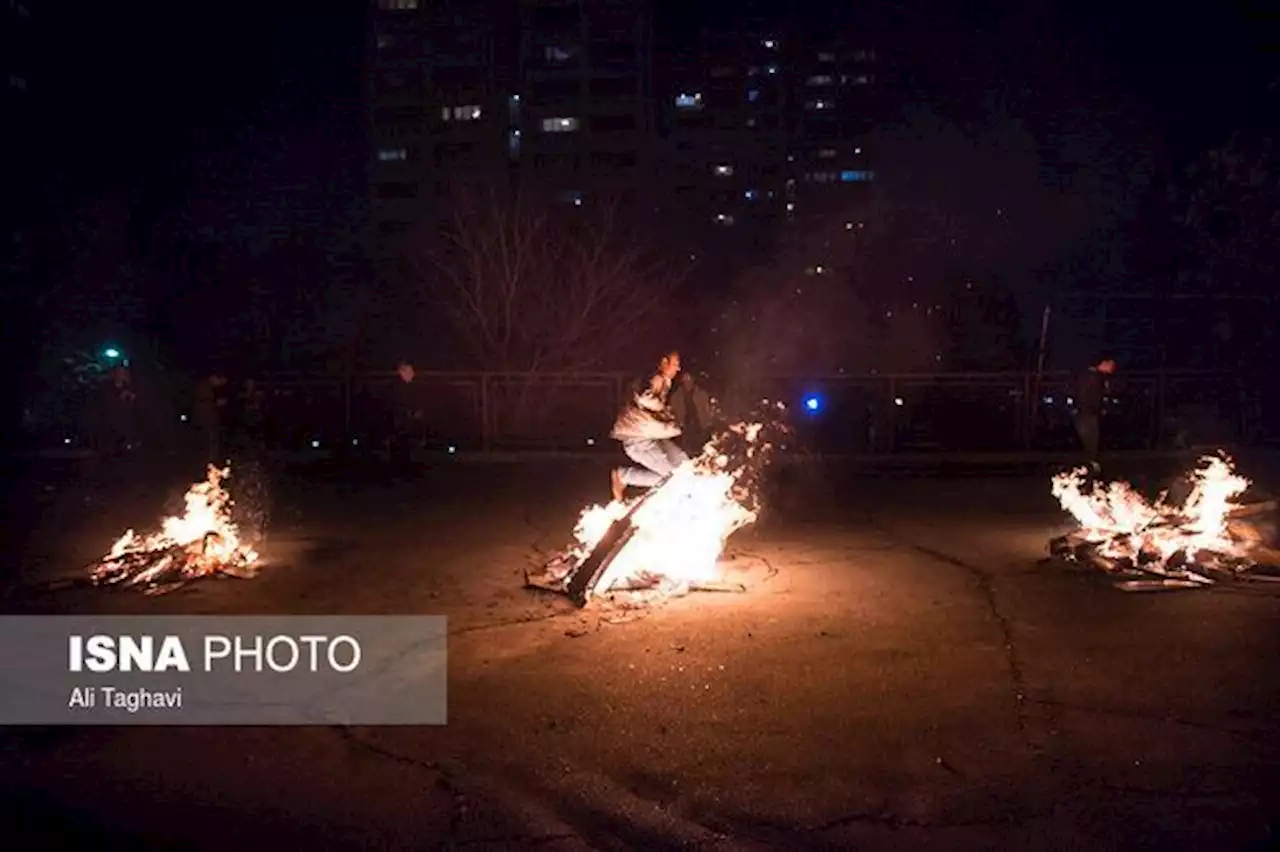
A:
<box><xmin>713</xmin><ymin>164</ymin><xmax>733</xmax><ymax>177</ymax></box>
<box><xmin>714</xmin><ymin>213</ymin><xmax>735</xmax><ymax>225</ymax></box>
<box><xmin>541</xmin><ymin>116</ymin><xmax>580</xmax><ymax>132</ymax></box>
<box><xmin>559</xmin><ymin>190</ymin><xmax>584</xmax><ymax>206</ymax></box>
<box><xmin>855</xmin><ymin>146</ymin><xmax>862</xmax><ymax>154</ymax></box>
<box><xmin>377</xmin><ymin>0</ymin><xmax>418</xmax><ymax>9</ymax></box>
<box><xmin>675</xmin><ymin>92</ymin><xmax>702</xmax><ymax>109</ymax></box>
<box><xmin>744</xmin><ymin>189</ymin><xmax>757</xmax><ymax>200</ymax></box>
<box><xmin>545</xmin><ymin>46</ymin><xmax>576</xmax><ymax>64</ymax></box>
<box><xmin>763</xmin><ymin>39</ymin><xmax>777</xmax><ymax>49</ymax></box>
<box><xmin>786</xmin><ymin>202</ymin><xmax>795</xmax><ymax>211</ymax></box>
<box><xmin>746</xmin><ymin>88</ymin><xmax>760</xmax><ymax>102</ymax></box>
<box><xmin>442</xmin><ymin>105</ymin><xmax>482</xmax><ymax>121</ymax></box>
<box><xmin>805</xmin><ymin>100</ymin><xmax>831</xmax><ymax>110</ymax></box>
<box><xmin>842</xmin><ymin>74</ymin><xmax>872</xmax><ymax>85</ymax></box>
<box><xmin>378</xmin><ymin>148</ymin><xmax>408</xmax><ymax>162</ymax></box>
<box><xmin>818</xmin><ymin>52</ymin><xmax>836</xmax><ymax>62</ymax></box>
<box><xmin>766</xmin><ymin>65</ymin><xmax>778</xmax><ymax>75</ymax></box>
<box><xmin>508</xmin><ymin>130</ymin><xmax>520</xmax><ymax>158</ymax></box>
<box><xmin>807</xmin><ymin>75</ymin><xmax>833</xmax><ymax>86</ymax></box>
<box><xmin>816</xmin><ymin>148</ymin><xmax>837</xmax><ymax>159</ymax></box>
<box><xmin>841</xmin><ymin>170</ymin><xmax>874</xmax><ymax>182</ymax></box>
<box><xmin>852</xmin><ymin>50</ymin><xmax>876</xmax><ymax>61</ymax></box>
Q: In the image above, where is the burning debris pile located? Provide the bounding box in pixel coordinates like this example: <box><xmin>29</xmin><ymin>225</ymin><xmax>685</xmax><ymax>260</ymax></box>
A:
<box><xmin>528</xmin><ymin>402</ymin><xmax>788</xmax><ymax>605</ymax></box>
<box><xmin>1049</xmin><ymin>454</ymin><xmax>1280</xmax><ymax>591</ymax></box>
<box><xmin>89</xmin><ymin>464</ymin><xmax>261</xmax><ymax>595</ymax></box>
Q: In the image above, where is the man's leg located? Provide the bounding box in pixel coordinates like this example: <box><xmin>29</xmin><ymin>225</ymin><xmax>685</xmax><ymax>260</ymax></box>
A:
<box><xmin>613</xmin><ymin>439</ymin><xmax>676</xmax><ymax>496</ymax></box>
<box><xmin>659</xmin><ymin>438</ymin><xmax>690</xmax><ymax>470</ymax></box>
<box><xmin>1076</xmin><ymin>414</ymin><xmax>1099</xmax><ymax>463</ymax></box>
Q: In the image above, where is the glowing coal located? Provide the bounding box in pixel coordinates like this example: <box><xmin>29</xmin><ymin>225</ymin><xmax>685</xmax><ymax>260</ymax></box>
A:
<box><xmin>90</xmin><ymin>464</ymin><xmax>260</xmax><ymax>595</ymax></box>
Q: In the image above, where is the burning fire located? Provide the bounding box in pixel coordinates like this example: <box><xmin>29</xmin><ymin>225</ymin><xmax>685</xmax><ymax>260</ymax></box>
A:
<box><xmin>90</xmin><ymin>464</ymin><xmax>260</xmax><ymax>593</ymax></box>
<box><xmin>542</xmin><ymin>405</ymin><xmax>785</xmax><ymax>600</ymax></box>
<box><xmin>1051</xmin><ymin>454</ymin><xmax>1250</xmax><ymax>569</ymax></box>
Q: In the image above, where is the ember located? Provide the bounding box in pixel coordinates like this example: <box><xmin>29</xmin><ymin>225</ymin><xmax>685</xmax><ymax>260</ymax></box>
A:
<box><xmin>90</xmin><ymin>464</ymin><xmax>261</xmax><ymax>595</ymax></box>
<box><xmin>530</xmin><ymin>402</ymin><xmax>788</xmax><ymax>604</ymax></box>
<box><xmin>1048</xmin><ymin>453</ymin><xmax>1280</xmax><ymax>590</ymax></box>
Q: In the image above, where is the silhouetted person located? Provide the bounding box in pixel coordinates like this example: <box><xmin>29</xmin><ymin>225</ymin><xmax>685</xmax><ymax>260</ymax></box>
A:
<box><xmin>194</xmin><ymin>370</ymin><xmax>230</xmax><ymax>463</ymax></box>
<box><xmin>1076</xmin><ymin>356</ymin><xmax>1115</xmax><ymax>466</ymax></box>
<box><xmin>610</xmin><ymin>350</ymin><xmax>687</xmax><ymax>502</ymax></box>
<box><xmin>389</xmin><ymin>361</ymin><xmax>423</xmax><ymax>477</ymax></box>
<box><xmin>234</xmin><ymin>378</ymin><xmax>265</xmax><ymax>457</ymax></box>
<box><xmin>99</xmin><ymin>365</ymin><xmax>138</xmax><ymax>457</ymax></box>
<box><xmin>670</xmin><ymin>371</ymin><xmax>714</xmax><ymax>456</ymax></box>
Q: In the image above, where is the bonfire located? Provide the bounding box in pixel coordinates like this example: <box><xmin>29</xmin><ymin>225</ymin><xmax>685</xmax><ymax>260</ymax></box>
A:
<box><xmin>1048</xmin><ymin>453</ymin><xmax>1280</xmax><ymax>590</ymax></box>
<box><xmin>89</xmin><ymin>464</ymin><xmax>260</xmax><ymax>595</ymax></box>
<box><xmin>530</xmin><ymin>402</ymin><xmax>788</xmax><ymax>604</ymax></box>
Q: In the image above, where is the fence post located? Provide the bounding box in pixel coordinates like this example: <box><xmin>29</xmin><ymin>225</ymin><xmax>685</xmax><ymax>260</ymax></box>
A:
<box><xmin>885</xmin><ymin>376</ymin><xmax>896</xmax><ymax>454</ymax></box>
<box><xmin>343</xmin><ymin>373</ymin><xmax>352</xmax><ymax>438</ymax></box>
<box><xmin>480</xmin><ymin>374</ymin><xmax>491</xmax><ymax>452</ymax></box>
<box><xmin>1153</xmin><ymin>369</ymin><xmax>1165</xmax><ymax>450</ymax></box>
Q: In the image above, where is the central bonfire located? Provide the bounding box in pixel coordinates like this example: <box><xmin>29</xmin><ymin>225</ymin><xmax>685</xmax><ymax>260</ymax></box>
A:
<box><xmin>529</xmin><ymin>403</ymin><xmax>787</xmax><ymax>605</ymax></box>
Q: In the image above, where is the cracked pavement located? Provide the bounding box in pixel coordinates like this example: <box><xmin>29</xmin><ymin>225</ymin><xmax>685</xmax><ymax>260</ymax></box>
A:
<box><xmin>2</xmin><ymin>458</ymin><xmax>1279</xmax><ymax>850</ymax></box>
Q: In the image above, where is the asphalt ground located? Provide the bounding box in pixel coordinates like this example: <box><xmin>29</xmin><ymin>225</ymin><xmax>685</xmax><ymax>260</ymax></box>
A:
<box><xmin>1</xmin><ymin>453</ymin><xmax>1279</xmax><ymax>851</ymax></box>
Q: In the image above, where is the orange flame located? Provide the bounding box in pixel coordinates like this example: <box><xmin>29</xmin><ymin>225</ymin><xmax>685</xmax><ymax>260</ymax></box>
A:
<box><xmin>96</xmin><ymin>464</ymin><xmax>259</xmax><ymax>586</ymax></box>
<box><xmin>569</xmin><ymin>421</ymin><xmax>771</xmax><ymax>596</ymax></box>
<box><xmin>1052</xmin><ymin>454</ymin><xmax>1250</xmax><ymax>565</ymax></box>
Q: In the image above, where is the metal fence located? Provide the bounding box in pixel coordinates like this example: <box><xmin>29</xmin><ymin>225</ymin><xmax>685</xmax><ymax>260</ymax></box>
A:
<box><xmin>29</xmin><ymin>370</ymin><xmax>1279</xmax><ymax>455</ymax></box>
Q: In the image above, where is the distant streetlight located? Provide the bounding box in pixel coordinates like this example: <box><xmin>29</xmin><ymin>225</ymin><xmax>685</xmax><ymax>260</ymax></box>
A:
<box><xmin>103</xmin><ymin>347</ymin><xmax>121</xmax><ymax>360</ymax></box>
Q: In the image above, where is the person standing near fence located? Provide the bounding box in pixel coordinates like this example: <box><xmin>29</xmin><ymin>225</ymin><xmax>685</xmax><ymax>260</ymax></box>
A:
<box><xmin>609</xmin><ymin>350</ymin><xmax>688</xmax><ymax>502</ymax></box>
<box><xmin>1075</xmin><ymin>355</ymin><xmax>1115</xmax><ymax>468</ymax></box>
<box><xmin>669</xmin><ymin>371</ymin><xmax>714</xmax><ymax>456</ymax></box>
<box><xmin>194</xmin><ymin>369</ymin><xmax>230</xmax><ymax>464</ymax></box>
<box><xmin>389</xmin><ymin>360</ymin><xmax>423</xmax><ymax>478</ymax></box>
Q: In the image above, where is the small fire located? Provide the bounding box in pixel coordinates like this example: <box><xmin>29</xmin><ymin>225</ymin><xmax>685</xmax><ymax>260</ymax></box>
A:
<box><xmin>1051</xmin><ymin>454</ymin><xmax>1250</xmax><ymax>567</ymax></box>
<box><xmin>90</xmin><ymin>464</ymin><xmax>260</xmax><ymax>593</ymax></box>
<box><xmin>559</xmin><ymin>412</ymin><xmax>783</xmax><ymax>598</ymax></box>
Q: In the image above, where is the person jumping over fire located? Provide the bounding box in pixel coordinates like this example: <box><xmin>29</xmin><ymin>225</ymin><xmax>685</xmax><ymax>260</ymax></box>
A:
<box><xmin>609</xmin><ymin>350</ymin><xmax>688</xmax><ymax>502</ymax></box>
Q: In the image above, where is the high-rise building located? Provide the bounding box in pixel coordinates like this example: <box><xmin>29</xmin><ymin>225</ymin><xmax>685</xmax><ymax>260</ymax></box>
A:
<box><xmin>365</xmin><ymin>0</ymin><xmax>655</xmax><ymax>272</ymax></box>
<box><xmin>660</xmin><ymin>21</ymin><xmax>880</xmax><ymax>253</ymax></box>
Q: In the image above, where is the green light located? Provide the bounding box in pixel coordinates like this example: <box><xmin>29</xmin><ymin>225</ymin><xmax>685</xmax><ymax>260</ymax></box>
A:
<box><xmin>103</xmin><ymin>348</ymin><xmax>121</xmax><ymax>359</ymax></box>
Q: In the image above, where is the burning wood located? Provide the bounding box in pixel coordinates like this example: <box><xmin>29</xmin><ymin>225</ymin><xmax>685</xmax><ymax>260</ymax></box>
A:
<box><xmin>528</xmin><ymin>402</ymin><xmax>788</xmax><ymax>605</ymax></box>
<box><xmin>89</xmin><ymin>464</ymin><xmax>260</xmax><ymax>595</ymax></box>
<box><xmin>1048</xmin><ymin>453</ymin><xmax>1280</xmax><ymax>591</ymax></box>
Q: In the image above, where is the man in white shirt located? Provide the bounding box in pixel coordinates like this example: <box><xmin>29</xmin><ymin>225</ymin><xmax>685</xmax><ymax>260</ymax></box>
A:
<box><xmin>609</xmin><ymin>350</ymin><xmax>688</xmax><ymax>501</ymax></box>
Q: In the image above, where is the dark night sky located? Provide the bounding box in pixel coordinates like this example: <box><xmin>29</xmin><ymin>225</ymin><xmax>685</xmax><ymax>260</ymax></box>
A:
<box><xmin>42</xmin><ymin>0</ymin><xmax>1279</xmax><ymax>281</ymax></box>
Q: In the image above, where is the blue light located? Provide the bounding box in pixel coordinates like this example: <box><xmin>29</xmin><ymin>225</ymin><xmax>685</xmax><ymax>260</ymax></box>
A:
<box><xmin>840</xmin><ymin>170</ymin><xmax>874</xmax><ymax>182</ymax></box>
<box><xmin>803</xmin><ymin>394</ymin><xmax>822</xmax><ymax>413</ymax></box>
<box><xmin>103</xmin><ymin>347</ymin><xmax>121</xmax><ymax>359</ymax></box>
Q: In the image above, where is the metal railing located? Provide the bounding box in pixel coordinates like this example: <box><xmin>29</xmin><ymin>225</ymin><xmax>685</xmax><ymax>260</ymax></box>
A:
<box><xmin>25</xmin><ymin>369</ymin><xmax>1279</xmax><ymax>455</ymax></box>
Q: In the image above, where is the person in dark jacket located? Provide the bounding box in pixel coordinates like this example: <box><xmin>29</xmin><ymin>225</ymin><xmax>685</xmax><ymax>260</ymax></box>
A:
<box><xmin>669</xmin><ymin>371</ymin><xmax>715</xmax><ymax>456</ymax></box>
<box><xmin>1075</xmin><ymin>356</ymin><xmax>1115</xmax><ymax>465</ymax></box>
<box><xmin>389</xmin><ymin>360</ymin><xmax>423</xmax><ymax>476</ymax></box>
<box><xmin>99</xmin><ymin>365</ymin><xmax>138</xmax><ymax>456</ymax></box>
<box><xmin>194</xmin><ymin>369</ymin><xmax>231</xmax><ymax>463</ymax></box>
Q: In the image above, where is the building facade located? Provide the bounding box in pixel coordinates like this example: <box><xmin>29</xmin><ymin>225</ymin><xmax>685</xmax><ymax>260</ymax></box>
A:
<box><xmin>661</xmin><ymin>22</ymin><xmax>880</xmax><ymax>255</ymax></box>
<box><xmin>366</xmin><ymin>0</ymin><xmax>655</xmax><ymax>271</ymax></box>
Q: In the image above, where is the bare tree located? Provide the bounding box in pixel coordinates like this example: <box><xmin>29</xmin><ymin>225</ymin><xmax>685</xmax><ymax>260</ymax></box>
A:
<box><xmin>413</xmin><ymin>190</ymin><xmax>687</xmax><ymax>372</ymax></box>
